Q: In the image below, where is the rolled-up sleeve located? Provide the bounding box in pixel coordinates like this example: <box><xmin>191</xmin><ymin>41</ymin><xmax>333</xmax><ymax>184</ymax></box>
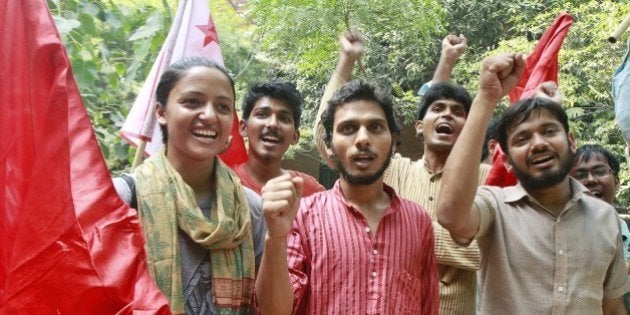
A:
<box><xmin>473</xmin><ymin>187</ymin><xmax>497</xmax><ymax>240</ymax></box>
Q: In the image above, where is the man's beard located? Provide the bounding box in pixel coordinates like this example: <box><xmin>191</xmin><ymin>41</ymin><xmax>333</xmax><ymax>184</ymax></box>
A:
<box><xmin>330</xmin><ymin>145</ymin><xmax>394</xmax><ymax>186</ymax></box>
<box><xmin>510</xmin><ymin>148</ymin><xmax>575</xmax><ymax>191</ymax></box>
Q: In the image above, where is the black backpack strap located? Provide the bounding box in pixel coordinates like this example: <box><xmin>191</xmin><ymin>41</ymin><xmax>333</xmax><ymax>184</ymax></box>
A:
<box><xmin>120</xmin><ymin>173</ymin><xmax>137</xmax><ymax>209</ymax></box>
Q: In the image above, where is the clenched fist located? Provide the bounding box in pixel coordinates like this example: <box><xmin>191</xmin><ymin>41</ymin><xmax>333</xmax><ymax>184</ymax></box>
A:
<box><xmin>261</xmin><ymin>174</ymin><xmax>304</xmax><ymax>240</ymax></box>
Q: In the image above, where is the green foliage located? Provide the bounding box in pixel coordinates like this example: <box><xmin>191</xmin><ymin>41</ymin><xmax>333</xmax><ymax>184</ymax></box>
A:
<box><xmin>49</xmin><ymin>0</ymin><xmax>169</xmax><ymax>172</ymax></box>
<box><xmin>246</xmin><ymin>0</ymin><xmax>446</xmax><ymax>127</ymax></box>
<box><xmin>441</xmin><ymin>0</ymin><xmax>548</xmax><ymax>53</ymax></box>
<box><xmin>208</xmin><ymin>1</ymin><xmax>268</xmax><ymax>99</ymax></box>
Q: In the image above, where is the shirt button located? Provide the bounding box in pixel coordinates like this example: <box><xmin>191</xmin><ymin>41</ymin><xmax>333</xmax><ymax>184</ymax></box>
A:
<box><xmin>371</xmin><ymin>272</ymin><xmax>377</xmax><ymax>278</ymax></box>
<box><xmin>365</xmin><ymin>227</ymin><xmax>370</xmax><ymax>233</ymax></box>
<box><xmin>372</xmin><ymin>249</ymin><xmax>378</xmax><ymax>255</ymax></box>
<box><xmin>558</xmin><ymin>249</ymin><xmax>564</xmax><ymax>255</ymax></box>
<box><xmin>558</xmin><ymin>286</ymin><xmax>565</xmax><ymax>292</ymax></box>
<box><xmin>428</xmin><ymin>196</ymin><xmax>434</xmax><ymax>201</ymax></box>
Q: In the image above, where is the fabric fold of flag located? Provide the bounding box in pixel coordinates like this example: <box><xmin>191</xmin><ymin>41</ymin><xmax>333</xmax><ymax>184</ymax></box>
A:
<box><xmin>487</xmin><ymin>12</ymin><xmax>573</xmax><ymax>187</ymax></box>
<box><xmin>0</xmin><ymin>0</ymin><xmax>170</xmax><ymax>313</ymax></box>
<box><xmin>613</xmin><ymin>38</ymin><xmax>630</xmax><ymax>145</ymax></box>
<box><xmin>508</xmin><ymin>12</ymin><xmax>574</xmax><ymax>103</ymax></box>
<box><xmin>120</xmin><ymin>0</ymin><xmax>247</xmax><ymax>166</ymax></box>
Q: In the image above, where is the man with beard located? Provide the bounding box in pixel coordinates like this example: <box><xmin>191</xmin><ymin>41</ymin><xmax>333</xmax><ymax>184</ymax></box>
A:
<box><xmin>231</xmin><ymin>81</ymin><xmax>324</xmax><ymax>196</ymax></box>
<box><xmin>255</xmin><ymin>80</ymin><xmax>439</xmax><ymax>314</ymax></box>
<box><xmin>436</xmin><ymin>53</ymin><xmax>629</xmax><ymax>314</ymax></box>
<box><xmin>313</xmin><ymin>32</ymin><xmax>488</xmax><ymax>314</ymax></box>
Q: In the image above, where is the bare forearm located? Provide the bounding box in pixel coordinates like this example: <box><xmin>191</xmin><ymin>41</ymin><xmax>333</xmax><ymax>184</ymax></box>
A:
<box><xmin>314</xmin><ymin>54</ymin><xmax>356</xmax><ymax>161</ymax></box>
<box><xmin>255</xmin><ymin>237</ymin><xmax>294</xmax><ymax>315</ymax></box>
<box><xmin>335</xmin><ymin>53</ymin><xmax>359</xmax><ymax>82</ymax></box>
<box><xmin>432</xmin><ymin>55</ymin><xmax>457</xmax><ymax>83</ymax></box>
<box><xmin>436</xmin><ymin>94</ymin><xmax>495</xmax><ymax>240</ymax></box>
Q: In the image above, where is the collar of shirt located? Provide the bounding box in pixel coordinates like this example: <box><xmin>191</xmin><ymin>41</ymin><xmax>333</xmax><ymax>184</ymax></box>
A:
<box><xmin>502</xmin><ymin>178</ymin><xmax>590</xmax><ymax>217</ymax></box>
<box><xmin>331</xmin><ymin>180</ymin><xmax>402</xmax><ymax>217</ymax></box>
<box><xmin>420</xmin><ymin>157</ymin><xmax>442</xmax><ymax>180</ymax></box>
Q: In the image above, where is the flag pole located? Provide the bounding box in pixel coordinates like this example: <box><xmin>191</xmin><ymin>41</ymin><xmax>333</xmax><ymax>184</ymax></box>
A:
<box><xmin>131</xmin><ymin>140</ymin><xmax>147</xmax><ymax>170</ymax></box>
<box><xmin>609</xmin><ymin>14</ymin><xmax>630</xmax><ymax>43</ymax></box>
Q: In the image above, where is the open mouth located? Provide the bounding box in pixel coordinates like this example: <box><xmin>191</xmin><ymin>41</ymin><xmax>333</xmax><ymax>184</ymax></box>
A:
<box><xmin>435</xmin><ymin>123</ymin><xmax>454</xmax><ymax>135</ymax></box>
<box><xmin>261</xmin><ymin>133</ymin><xmax>281</xmax><ymax>144</ymax></box>
<box><xmin>192</xmin><ymin>129</ymin><xmax>217</xmax><ymax>140</ymax></box>
<box><xmin>352</xmin><ymin>153</ymin><xmax>376</xmax><ymax>168</ymax></box>
<box><xmin>529</xmin><ymin>154</ymin><xmax>554</xmax><ymax>166</ymax></box>
<box><xmin>353</xmin><ymin>155</ymin><xmax>375</xmax><ymax>162</ymax></box>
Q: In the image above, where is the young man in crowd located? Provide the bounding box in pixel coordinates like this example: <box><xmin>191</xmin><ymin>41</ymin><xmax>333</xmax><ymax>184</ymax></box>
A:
<box><xmin>436</xmin><ymin>53</ymin><xmax>629</xmax><ymax>314</ymax></box>
<box><xmin>232</xmin><ymin>81</ymin><xmax>324</xmax><ymax>196</ymax></box>
<box><xmin>313</xmin><ymin>32</ymin><xmax>488</xmax><ymax>314</ymax></box>
<box><xmin>256</xmin><ymin>80</ymin><xmax>439</xmax><ymax>314</ymax></box>
<box><xmin>571</xmin><ymin>144</ymin><xmax>630</xmax><ymax>310</ymax></box>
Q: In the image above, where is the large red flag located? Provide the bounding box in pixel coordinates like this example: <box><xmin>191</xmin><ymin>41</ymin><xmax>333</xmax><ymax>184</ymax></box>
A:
<box><xmin>120</xmin><ymin>0</ymin><xmax>247</xmax><ymax>166</ymax></box>
<box><xmin>486</xmin><ymin>13</ymin><xmax>573</xmax><ymax>187</ymax></box>
<box><xmin>0</xmin><ymin>1</ymin><xmax>170</xmax><ymax>313</ymax></box>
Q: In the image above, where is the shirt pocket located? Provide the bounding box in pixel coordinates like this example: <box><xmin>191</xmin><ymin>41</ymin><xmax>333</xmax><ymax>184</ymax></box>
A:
<box><xmin>393</xmin><ymin>268</ymin><xmax>423</xmax><ymax>314</ymax></box>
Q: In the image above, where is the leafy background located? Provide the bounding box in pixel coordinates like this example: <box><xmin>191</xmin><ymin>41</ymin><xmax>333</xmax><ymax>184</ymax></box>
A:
<box><xmin>49</xmin><ymin>0</ymin><xmax>630</xmax><ymax>207</ymax></box>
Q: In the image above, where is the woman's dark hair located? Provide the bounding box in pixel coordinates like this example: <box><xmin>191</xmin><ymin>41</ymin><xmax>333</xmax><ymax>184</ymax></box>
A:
<box><xmin>321</xmin><ymin>80</ymin><xmax>400</xmax><ymax>148</ymax></box>
<box><xmin>155</xmin><ymin>57</ymin><xmax>235</xmax><ymax>144</ymax></box>
<box><xmin>496</xmin><ymin>97</ymin><xmax>569</xmax><ymax>154</ymax></box>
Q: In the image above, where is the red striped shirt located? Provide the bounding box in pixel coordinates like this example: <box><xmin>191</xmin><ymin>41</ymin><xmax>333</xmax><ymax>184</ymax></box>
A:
<box><xmin>287</xmin><ymin>181</ymin><xmax>439</xmax><ymax>314</ymax></box>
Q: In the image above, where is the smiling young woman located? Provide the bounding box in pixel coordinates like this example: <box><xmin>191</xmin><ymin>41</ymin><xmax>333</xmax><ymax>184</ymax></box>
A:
<box><xmin>113</xmin><ymin>57</ymin><xmax>266</xmax><ymax>315</ymax></box>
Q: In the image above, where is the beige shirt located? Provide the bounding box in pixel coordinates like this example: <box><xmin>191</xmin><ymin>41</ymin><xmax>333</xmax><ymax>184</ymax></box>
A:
<box><xmin>386</xmin><ymin>156</ymin><xmax>489</xmax><ymax>315</ymax></box>
<box><xmin>314</xmin><ymin>74</ymin><xmax>488</xmax><ymax>314</ymax></box>
<box><xmin>474</xmin><ymin>179</ymin><xmax>630</xmax><ymax>314</ymax></box>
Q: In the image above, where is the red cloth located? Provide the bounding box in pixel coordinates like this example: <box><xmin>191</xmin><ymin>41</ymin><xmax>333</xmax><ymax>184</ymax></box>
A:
<box><xmin>220</xmin><ymin>114</ymin><xmax>248</xmax><ymax>166</ymax></box>
<box><xmin>485</xmin><ymin>146</ymin><xmax>518</xmax><ymax>187</ymax></box>
<box><xmin>0</xmin><ymin>1</ymin><xmax>170</xmax><ymax>313</ymax></box>
<box><xmin>287</xmin><ymin>182</ymin><xmax>439</xmax><ymax>314</ymax></box>
<box><xmin>231</xmin><ymin>163</ymin><xmax>325</xmax><ymax>197</ymax></box>
<box><xmin>486</xmin><ymin>13</ymin><xmax>573</xmax><ymax>187</ymax></box>
<box><xmin>508</xmin><ymin>12</ymin><xmax>573</xmax><ymax>102</ymax></box>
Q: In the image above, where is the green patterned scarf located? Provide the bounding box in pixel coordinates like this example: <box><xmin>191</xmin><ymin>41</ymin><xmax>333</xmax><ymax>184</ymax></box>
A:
<box><xmin>134</xmin><ymin>150</ymin><xmax>255</xmax><ymax>314</ymax></box>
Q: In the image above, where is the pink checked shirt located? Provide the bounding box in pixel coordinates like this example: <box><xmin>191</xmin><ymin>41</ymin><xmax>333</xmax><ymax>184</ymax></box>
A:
<box><xmin>287</xmin><ymin>181</ymin><xmax>439</xmax><ymax>314</ymax></box>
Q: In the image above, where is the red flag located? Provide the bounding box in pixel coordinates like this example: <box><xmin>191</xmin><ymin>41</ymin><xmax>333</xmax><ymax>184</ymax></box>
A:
<box><xmin>508</xmin><ymin>12</ymin><xmax>574</xmax><ymax>102</ymax></box>
<box><xmin>486</xmin><ymin>13</ymin><xmax>573</xmax><ymax>187</ymax></box>
<box><xmin>120</xmin><ymin>0</ymin><xmax>247</xmax><ymax>166</ymax></box>
<box><xmin>0</xmin><ymin>0</ymin><xmax>170</xmax><ymax>313</ymax></box>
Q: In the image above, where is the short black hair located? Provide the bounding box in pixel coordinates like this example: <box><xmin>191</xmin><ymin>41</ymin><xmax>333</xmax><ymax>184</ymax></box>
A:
<box><xmin>575</xmin><ymin>144</ymin><xmax>620</xmax><ymax>177</ymax></box>
<box><xmin>321</xmin><ymin>80</ymin><xmax>400</xmax><ymax>148</ymax></box>
<box><xmin>481</xmin><ymin>118</ymin><xmax>498</xmax><ymax>161</ymax></box>
<box><xmin>496</xmin><ymin>97</ymin><xmax>569</xmax><ymax>154</ymax></box>
<box><xmin>241</xmin><ymin>80</ymin><xmax>303</xmax><ymax>128</ymax></box>
<box><xmin>155</xmin><ymin>57</ymin><xmax>235</xmax><ymax>145</ymax></box>
<box><xmin>417</xmin><ymin>82</ymin><xmax>472</xmax><ymax>120</ymax></box>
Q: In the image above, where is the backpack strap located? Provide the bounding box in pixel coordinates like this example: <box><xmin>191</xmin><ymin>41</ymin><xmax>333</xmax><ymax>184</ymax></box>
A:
<box><xmin>120</xmin><ymin>173</ymin><xmax>137</xmax><ymax>209</ymax></box>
